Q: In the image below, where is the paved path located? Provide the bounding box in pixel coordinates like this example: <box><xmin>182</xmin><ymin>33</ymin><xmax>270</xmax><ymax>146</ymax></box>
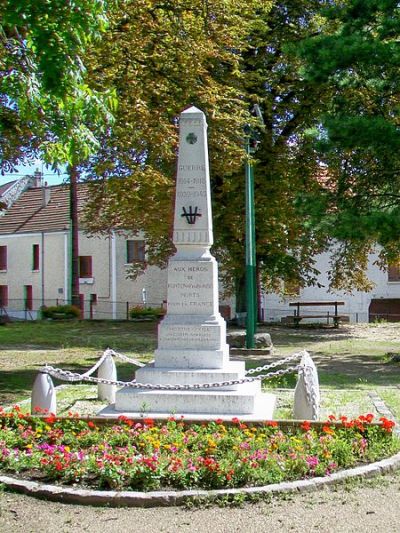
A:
<box><xmin>1</xmin><ymin>471</ymin><xmax>400</xmax><ymax>533</ymax></box>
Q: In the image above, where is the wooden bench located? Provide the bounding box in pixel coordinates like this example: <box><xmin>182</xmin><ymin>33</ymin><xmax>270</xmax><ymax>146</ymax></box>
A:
<box><xmin>288</xmin><ymin>301</ymin><xmax>345</xmax><ymax>328</ymax></box>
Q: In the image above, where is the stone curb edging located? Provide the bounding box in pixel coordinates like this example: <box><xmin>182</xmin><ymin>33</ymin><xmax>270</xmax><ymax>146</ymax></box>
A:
<box><xmin>1</xmin><ymin>452</ymin><xmax>400</xmax><ymax>507</ymax></box>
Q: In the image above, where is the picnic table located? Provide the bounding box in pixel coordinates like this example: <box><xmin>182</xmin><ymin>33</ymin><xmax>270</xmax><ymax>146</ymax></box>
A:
<box><xmin>288</xmin><ymin>301</ymin><xmax>345</xmax><ymax>328</ymax></box>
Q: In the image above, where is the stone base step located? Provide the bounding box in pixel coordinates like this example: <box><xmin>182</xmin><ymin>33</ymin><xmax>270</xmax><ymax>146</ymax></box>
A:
<box><xmin>114</xmin><ymin>381</ymin><xmax>266</xmax><ymax>415</ymax></box>
<box><xmin>100</xmin><ymin>391</ymin><xmax>276</xmax><ymax>421</ymax></box>
<box><xmin>135</xmin><ymin>361</ymin><xmax>246</xmax><ymax>391</ymax></box>
<box><xmin>154</xmin><ymin>346</ymin><xmax>229</xmax><ymax>369</ymax></box>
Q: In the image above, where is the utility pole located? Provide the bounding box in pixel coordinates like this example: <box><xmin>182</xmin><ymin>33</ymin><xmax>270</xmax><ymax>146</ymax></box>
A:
<box><xmin>244</xmin><ymin>104</ymin><xmax>264</xmax><ymax>349</ymax></box>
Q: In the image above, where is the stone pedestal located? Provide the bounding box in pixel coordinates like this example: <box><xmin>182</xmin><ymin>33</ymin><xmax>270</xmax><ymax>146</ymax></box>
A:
<box><xmin>108</xmin><ymin>106</ymin><xmax>275</xmax><ymax>420</ymax></box>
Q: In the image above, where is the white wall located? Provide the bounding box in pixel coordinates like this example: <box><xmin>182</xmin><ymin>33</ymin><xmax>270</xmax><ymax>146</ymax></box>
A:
<box><xmin>262</xmin><ymin>249</ymin><xmax>399</xmax><ymax>324</ymax></box>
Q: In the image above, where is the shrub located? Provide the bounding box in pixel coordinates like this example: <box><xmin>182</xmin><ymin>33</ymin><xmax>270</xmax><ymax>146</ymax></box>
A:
<box><xmin>41</xmin><ymin>305</ymin><xmax>80</xmax><ymax>320</ymax></box>
<box><xmin>129</xmin><ymin>306</ymin><xmax>165</xmax><ymax>320</ymax></box>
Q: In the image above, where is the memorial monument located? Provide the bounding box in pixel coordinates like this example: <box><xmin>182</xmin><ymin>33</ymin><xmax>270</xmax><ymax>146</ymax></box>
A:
<box><xmin>114</xmin><ymin>106</ymin><xmax>275</xmax><ymax>419</ymax></box>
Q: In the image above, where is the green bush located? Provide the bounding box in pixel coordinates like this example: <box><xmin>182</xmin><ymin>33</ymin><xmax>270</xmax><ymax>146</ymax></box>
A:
<box><xmin>129</xmin><ymin>306</ymin><xmax>165</xmax><ymax>320</ymax></box>
<box><xmin>41</xmin><ymin>305</ymin><xmax>81</xmax><ymax>320</ymax></box>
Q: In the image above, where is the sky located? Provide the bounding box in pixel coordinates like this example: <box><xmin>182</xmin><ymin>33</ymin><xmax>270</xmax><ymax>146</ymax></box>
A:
<box><xmin>0</xmin><ymin>159</ymin><xmax>67</xmax><ymax>187</ymax></box>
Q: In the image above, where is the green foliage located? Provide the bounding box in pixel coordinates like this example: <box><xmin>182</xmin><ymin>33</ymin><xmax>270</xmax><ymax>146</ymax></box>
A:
<box><xmin>129</xmin><ymin>306</ymin><xmax>166</xmax><ymax>320</ymax></box>
<box><xmin>41</xmin><ymin>305</ymin><xmax>81</xmax><ymax>320</ymax></box>
<box><xmin>296</xmin><ymin>0</ymin><xmax>400</xmax><ymax>288</ymax></box>
<box><xmin>0</xmin><ymin>0</ymin><xmax>116</xmax><ymax>170</ymax></box>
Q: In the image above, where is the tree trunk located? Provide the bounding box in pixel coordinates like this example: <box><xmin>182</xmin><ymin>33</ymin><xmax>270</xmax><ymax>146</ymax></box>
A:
<box><xmin>69</xmin><ymin>165</ymin><xmax>80</xmax><ymax>310</ymax></box>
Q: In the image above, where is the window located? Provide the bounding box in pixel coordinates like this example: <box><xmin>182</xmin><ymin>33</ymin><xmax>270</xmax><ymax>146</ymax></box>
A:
<box><xmin>90</xmin><ymin>293</ymin><xmax>97</xmax><ymax>304</ymax></box>
<box><xmin>79</xmin><ymin>256</ymin><xmax>92</xmax><ymax>278</ymax></box>
<box><xmin>0</xmin><ymin>246</ymin><xmax>7</xmax><ymax>270</ymax></box>
<box><xmin>388</xmin><ymin>262</ymin><xmax>400</xmax><ymax>282</ymax></box>
<box><xmin>32</xmin><ymin>244</ymin><xmax>40</xmax><ymax>270</ymax></box>
<box><xmin>0</xmin><ymin>285</ymin><xmax>8</xmax><ymax>307</ymax></box>
<box><xmin>127</xmin><ymin>240</ymin><xmax>145</xmax><ymax>263</ymax></box>
<box><xmin>24</xmin><ymin>285</ymin><xmax>33</xmax><ymax>311</ymax></box>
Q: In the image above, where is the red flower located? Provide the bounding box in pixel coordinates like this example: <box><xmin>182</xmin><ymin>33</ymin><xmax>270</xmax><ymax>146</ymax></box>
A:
<box><xmin>322</xmin><ymin>425</ymin><xmax>335</xmax><ymax>435</ymax></box>
<box><xmin>231</xmin><ymin>417</ymin><xmax>241</xmax><ymax>425</ymax></box>
<box><xmin>143</xmin><ymin>418</ymin><xmax>155</xmax><ymax>427</ymax></box>
<box><xmin>328</xmin><ymin>415</ymin><xmax>337</xmax><ymax>421</ymax></box>
<box><xmin>44</xmin><ymin>414</ymin><xmax>56</xmax><ymax>424</ymax></box>
<box><xmin>87</xmin><ymin>421</ymin><xmax>96</xmax><ymax>429</ymax></box>
<box><xmin>380</xmin><ymin>417</ymin><xmax>395</xmax><ymax>432</ymax></box>
<box><xmin>215</xmin><ymin>418</ymin><xmax>224</xmax><ymax>425</ymax></box>
<box><xmin>301</xmin><ymin>421</ymin><xmax>311</xmax><ymax>431</ymax></box>
<box><xmin>265</xmin><ymin>421</ymin><xmax>278</xmax><ymax>427</ymax></box>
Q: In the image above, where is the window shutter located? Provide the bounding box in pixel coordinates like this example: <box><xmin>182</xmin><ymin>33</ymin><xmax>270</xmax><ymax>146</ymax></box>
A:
<box><xmin>388</xmin><ymin>263</ymin><xmax>400</xmax><ymax>281</ymax></box>
<box><xmin>0</xmin><ymin>285</ymin><xmax>8</xmax><ymax>307</ymax></box>
<box><xmin>0</xmin><ymin>246</ymin><xmax>7</xmax><ymax>270</ymax></box>
<box><xmin>79</xmin><ymin>256</ymin><xmax>92</xmax><ymax>278</ymax></box>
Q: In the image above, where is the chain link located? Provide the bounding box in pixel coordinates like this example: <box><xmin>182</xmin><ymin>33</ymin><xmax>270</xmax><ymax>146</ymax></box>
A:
<box><xmin>42</xmin><ymin>363</ymin><xmax>301</xmax><ymax>390</ymax></box>
<box><xmin>40</xmin><ymin>349</ymin><xmax>311</xmax><ymax>392</ymax></box>
<box><xmin>245</xmin><ymin>351</ymin><xmax>306</xmax><ymax>375</ymax></box>
<box><xmin>108</xmin><ymin>349</ymin><xmax>147</xmax><ymax>368</ymax></box>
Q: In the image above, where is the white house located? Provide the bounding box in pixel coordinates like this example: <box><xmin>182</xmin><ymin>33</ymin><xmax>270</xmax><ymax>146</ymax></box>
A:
<box><xmin>262</xmin><ymin>250</ymin><xmax>400</xmax><ymax>324</ymax></box>
<box><xmin>0</xmin><ymin>175</ymin><xmax>234</xmax><ymax>320</ymax></box>
<box><xmin>0</xmin><ymin>176</ymin><xmax>167</xmax><ymax>319</ymax></box>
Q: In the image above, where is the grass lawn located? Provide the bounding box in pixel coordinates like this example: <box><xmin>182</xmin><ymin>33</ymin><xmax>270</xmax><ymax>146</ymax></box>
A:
<box><xmin>2</xmin><ymin>320</ymin><xmax>400</xmax><ymax>418</ymax></box>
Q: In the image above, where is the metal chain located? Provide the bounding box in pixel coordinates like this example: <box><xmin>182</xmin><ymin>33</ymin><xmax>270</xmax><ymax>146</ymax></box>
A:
<box><xmin>108</xmin><ymin>349</ymin><xmax>147</xmax><ymax>368</ymax></box>
<box><xmin>81</xmin><ymin>350</ymin><xmax>110</xmax><ymax>378</ymax></box>
<box><xmin>245</xmin><ymin>351</ymin><xmax>305</xmax><ymax>375</ymax></box>
<box><xmin>42</xmin><ymin>363</ymin><xmax>301</xmax><ymax>390</ymax></box>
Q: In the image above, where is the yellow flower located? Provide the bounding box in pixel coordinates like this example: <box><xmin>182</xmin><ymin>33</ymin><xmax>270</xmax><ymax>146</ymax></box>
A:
<box><xmin>25</xmin><ymin>444</ymin><xmax>32</xmax><ymax>449</ymax></box>
<box><xmin>45</xmin><ymin>425</ymin><xmax>51</xmax><ymax>431</ymax></box>
<box><xmin>64</xmin><ymin>446</ymin><xmax>70</xmax><ymax>452</ymax></box>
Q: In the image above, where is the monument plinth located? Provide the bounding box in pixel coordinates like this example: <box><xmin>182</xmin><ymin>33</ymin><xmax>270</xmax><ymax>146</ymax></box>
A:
<box><xmin>114</xmin><ymin>106</ymin><xmax>275</xmax><ymax>420</ymax></box>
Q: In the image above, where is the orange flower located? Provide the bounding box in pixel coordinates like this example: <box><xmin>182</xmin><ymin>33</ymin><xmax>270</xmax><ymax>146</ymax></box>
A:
<box><xmin>265</xmin><ymin>421</ymin><xmax>278</xmax><ymax>427</ymax></box>
<box><xmin>322</xmin><ymin>425</ymin><xmax>335</xmax><ymax>435</ymax></box>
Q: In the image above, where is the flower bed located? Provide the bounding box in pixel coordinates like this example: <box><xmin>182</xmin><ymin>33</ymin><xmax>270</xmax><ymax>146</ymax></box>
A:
<box><xmin>0</xmin><ymin>407</ymin><xmax>398</xmax><ymax>492</ymax></box>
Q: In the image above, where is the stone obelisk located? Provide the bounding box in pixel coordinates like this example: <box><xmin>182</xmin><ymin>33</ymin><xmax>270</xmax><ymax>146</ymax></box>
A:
<box><xmin>114</xmin><ymin>106</ymin><xmax>275</xmax><ymax>419</ymax></box>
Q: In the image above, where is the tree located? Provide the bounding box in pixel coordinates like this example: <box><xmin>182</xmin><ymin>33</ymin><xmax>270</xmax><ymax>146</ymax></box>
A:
<box><xmin>82</xmin><ymin>1</ymin><xmax>337</xmax><ymax>305</ymax></box>
<box><xmin>296</xmin><ymin>0</ymin><xmax>400</xmax><ymax>290</ymax></box>
<box><xmin>0</xmin><ymin>0</ymin><xmax>115</xmax><ymax>171</ymax></box>
<box><xmin>0</xmin><ymin>1</ymin><xmax>118</xmax><ymax>308</ymax></box>
<box><xmin>82</xmin><ymin>0</ymin><xmax>273</xmax><ymax>271</ymax></box>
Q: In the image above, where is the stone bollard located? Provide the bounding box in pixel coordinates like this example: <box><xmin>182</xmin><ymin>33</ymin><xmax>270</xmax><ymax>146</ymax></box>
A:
<box><xmin>293</xmin><ymin>351</ymin><xmax>320</xmax><ymax>421</ymax></box>
<box><xmin>31</xmin><ymin>371</ymin><xmax>57</xmax><ymax>415</ymax></box>
<box><xmin>98</xmin><ymin>352</ymin><xmax>117</xmax><ymax>404</ymax></box>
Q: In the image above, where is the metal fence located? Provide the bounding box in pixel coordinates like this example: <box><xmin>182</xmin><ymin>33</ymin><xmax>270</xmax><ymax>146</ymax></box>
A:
<box><xmin>1</xmin><ymin>300</ymin><xmax>400</xmax><ymax>324</ymax></box>
<box><xmin>0</xmin><ymin>298</ymin><xmax>166</xmax><ymax>321</ymax></box>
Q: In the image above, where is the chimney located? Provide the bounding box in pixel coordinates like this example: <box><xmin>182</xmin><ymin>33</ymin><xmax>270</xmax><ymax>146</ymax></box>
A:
<box><xmin>33</xmin><ymin>169</ymin><xmax>43</xmax><ymax>188</ymax></box>
<box><xmin>42</xmin><ymin>182</ymin><xmax>51</xmax><ymax>207</ymax></box>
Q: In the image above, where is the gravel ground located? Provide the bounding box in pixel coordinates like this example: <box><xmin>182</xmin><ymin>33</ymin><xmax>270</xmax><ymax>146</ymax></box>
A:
<box><xmin>1</xmin><ymin>472</ymin><xmax>400</xmax><ymax>533</ymax></box>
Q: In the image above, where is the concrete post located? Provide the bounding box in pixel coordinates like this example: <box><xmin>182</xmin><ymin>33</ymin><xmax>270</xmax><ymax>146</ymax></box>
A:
<box><xmin>98</xmin><ymin>352</ymin><xmax>117</xmax><ymax>403</ymax></box>
<box><xmin>31</xmin><ymin>372</ymin><xmax>57</xmax><ymax>415</ymax></box>
<box><xmin>293</xmin><ymin>352</ymin><xmax>320</xmax><ymax>421</ymax></box>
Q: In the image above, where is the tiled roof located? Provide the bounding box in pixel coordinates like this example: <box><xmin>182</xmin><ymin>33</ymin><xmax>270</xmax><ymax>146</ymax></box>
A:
<box><xmin>0</xmin><ymin>183</ymin><xmax>90</xmax><ymax>235</ymax></box>
<box><xmin>0</xmin><ymin>180</ymin><xmax>17</xmax><ymax>197</ymax></box>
